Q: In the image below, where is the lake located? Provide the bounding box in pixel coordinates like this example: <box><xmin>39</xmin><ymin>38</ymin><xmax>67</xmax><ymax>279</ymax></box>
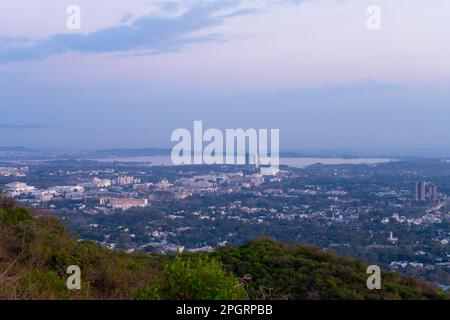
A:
<box><xmin>93</xmin><ymin>156</ymin><xmax>395</xmax><ymax>168</ymax></box>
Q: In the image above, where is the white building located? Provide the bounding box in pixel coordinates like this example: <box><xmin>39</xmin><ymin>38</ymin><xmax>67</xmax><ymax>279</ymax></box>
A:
<box><xmin>109</xmin><ymin>198</ymin><xmax>149</xmax><ymax>210</ymax></box>
<box><xmin>4</xmin><ymin>182</ymin><xmax>35</xmax><ymax>196</ymax></box>
<box><xmin>93</xmin><ymin>177</ymin><xmax>112</xmax><ymax>188</ymax></box>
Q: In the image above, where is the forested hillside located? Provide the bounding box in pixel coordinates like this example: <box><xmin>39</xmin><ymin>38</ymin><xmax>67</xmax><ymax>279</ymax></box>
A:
<box><xmin>0</xmin><ymin>196</ymin><xmax>447</xmax><ymax>300</ymax></box>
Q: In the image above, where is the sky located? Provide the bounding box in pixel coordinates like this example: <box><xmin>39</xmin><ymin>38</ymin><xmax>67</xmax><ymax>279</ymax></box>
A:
<box><xmin>1</xmin><ymin>0</ymin><xmax>450</xmax><ymax>152</ymax></box>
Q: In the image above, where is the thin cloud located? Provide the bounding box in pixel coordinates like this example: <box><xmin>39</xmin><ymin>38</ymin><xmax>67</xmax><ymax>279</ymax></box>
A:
<box><xmin>0</xmin><ymin>2</ymin><xmax>258</xmax><ymax>64</ymax></box>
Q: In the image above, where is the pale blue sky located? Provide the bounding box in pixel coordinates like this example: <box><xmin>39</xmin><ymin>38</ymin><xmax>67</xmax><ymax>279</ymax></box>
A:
<box><xmin>1</xmin><ymin>0</ymin><xmax>450</xmax><ymax>151</ymax></box>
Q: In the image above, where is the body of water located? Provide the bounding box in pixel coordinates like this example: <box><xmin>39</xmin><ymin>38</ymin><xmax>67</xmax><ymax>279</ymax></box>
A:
<box><xmin>93</xmin><ymin>156</ymin><xmax>395</xmax><ymax>168</ymax></box>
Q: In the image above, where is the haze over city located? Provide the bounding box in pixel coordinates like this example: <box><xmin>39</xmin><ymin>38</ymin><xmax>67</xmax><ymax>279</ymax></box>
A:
<box><xmin>1</xmin><ymin>0</ymin><xmax>450</xmax><ymax>152</ymax></box>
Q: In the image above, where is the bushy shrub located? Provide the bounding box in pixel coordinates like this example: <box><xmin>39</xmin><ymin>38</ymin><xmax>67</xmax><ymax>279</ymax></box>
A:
<box><xmin>0</xmin><ymin>207</ymin><xmax>33</xmax><ymax>226</ymax></box>
<box><xmin>135</xmin><ymin>255</ymin><xmax>246</xmax><ymax>300</ymax></box>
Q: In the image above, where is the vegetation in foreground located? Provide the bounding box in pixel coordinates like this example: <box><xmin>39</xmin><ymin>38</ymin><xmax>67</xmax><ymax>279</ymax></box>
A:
<box><xmin>0</xmin><ymin>196</ymin><xmax>447</xmax><ymax>300</ymax></box>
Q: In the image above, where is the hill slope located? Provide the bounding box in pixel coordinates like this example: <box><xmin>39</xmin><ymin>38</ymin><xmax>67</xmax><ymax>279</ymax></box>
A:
<box><xmin>0</xmin><ymin>198</ymin><xmax>447</xmax><ymax>300</ymax></box>
<box><xmin>215</xmin><ymin>239</ymin><xmax>446</xmax><ymax>300</ymax></box>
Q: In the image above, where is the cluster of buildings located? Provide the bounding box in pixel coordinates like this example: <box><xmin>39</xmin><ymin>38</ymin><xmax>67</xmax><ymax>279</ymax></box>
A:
<box><xmin>90</xmin><ymin>171</ymin><xmax>277</xmax><ymax>212</ymax></box>
<box><xmin>101</xmin><ymin>198</ymin><xmax>149</xmax><ymax>210</ymax></box>
<box><xmin>0</xmin><ymin>166</ymin><xmax>28</xmax><ymax>177</ymax></box>
<box><xmin>415</xmin><ymin>181</ymin><xmax>439</xmax><ymax>201</ymax></box>
<box><xmin>2</xmin><ymin>167</ymin><xmax>288</xmax><ymax>214</ymax></box>
<box><xmin>3</xmin><ymin>182</ymin><xmax>35</xmax><ymax>196</ymax></box>
<box><xmin>3</xmin><ymin>182</ymin><xmax>85</xmax><ymax>203</ymax></box>
<box><xmin>93</xmin><ymin>175</ymin><xmax>141</xmax><ymax>188</ymax></box>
